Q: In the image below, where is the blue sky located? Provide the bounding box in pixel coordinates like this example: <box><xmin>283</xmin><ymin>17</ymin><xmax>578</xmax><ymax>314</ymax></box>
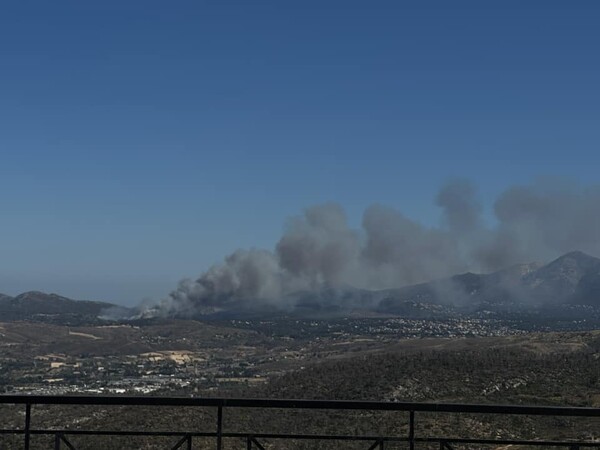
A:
<box><xmin>1</xmin><ymin>1</ymin><xmax>599</xmax><ymax>304</ymax></box>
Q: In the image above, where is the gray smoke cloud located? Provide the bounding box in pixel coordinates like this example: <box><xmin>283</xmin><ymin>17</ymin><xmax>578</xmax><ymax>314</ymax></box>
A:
<box><xmin>436</xmin><ymin>178</ymin><xmax>482</xmax><ymax>234</ymax></box>
<box><xmin>276</xmin><ymin>203</ymin><xmax>361</xmax><ymax>289</ymax></box>
<box><xmin>475</xmin><ymin>180</ymin><xmax>600</xmax><ymax>270</ymax></box>
<box><xmin>145</xmin><ymin>179</ymin><xmax>600</xmax><ymax>317</ymax></box>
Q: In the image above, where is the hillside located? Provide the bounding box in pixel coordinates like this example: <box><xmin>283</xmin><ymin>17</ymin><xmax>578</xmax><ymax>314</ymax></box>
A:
<box><xmin>376</xmin><ymin>251</ymin><xmax>600</xmax><ymax>314</ymax></box>
<box><xmin>0</xmin><ymin>291</ymin><xmax>122</xmax><ymax>324</ymax></box>
<box><xmin>256</xmin><ymin>332</ymin><xmax>600</xmax><ymax>405</ymax></box>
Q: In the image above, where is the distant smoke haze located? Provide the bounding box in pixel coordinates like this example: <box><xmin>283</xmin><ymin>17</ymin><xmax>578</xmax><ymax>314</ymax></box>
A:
<box><xmin>144</xmin><ymin>179</ymin><xmax>600</xmax><ymax>317</ymax></box>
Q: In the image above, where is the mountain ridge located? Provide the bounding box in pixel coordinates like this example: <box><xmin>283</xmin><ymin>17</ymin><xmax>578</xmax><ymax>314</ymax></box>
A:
<box><xmin>183</xmin><ymin>250</ymin><xmax>600</xmax><ymax>320</ymax></box>
<box><xmin>0</xmin><ymin>291</ymin><xmax>119</xmax><ymax>324</ymax></box>
<box><xmin>3</xmin><ymin>251</ymin><xmax>600</xmax><ymax>322</ymax></box>
<box><xmin>376</xmin><ymin>250</ymin><xmax>600</xmax><ymax>315</ymax></box>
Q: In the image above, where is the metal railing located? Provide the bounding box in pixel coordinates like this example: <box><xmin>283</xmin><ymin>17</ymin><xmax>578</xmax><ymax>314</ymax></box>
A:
<box><xmin>0</xmin><ymin>395</ymin><xmax>599</xmax><ymax>449</ymax></box>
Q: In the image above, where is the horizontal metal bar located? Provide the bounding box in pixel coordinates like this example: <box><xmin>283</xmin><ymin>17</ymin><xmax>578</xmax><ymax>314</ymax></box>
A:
<box><xmin>20</xmin><ymin>430</ymin><xmax>408</xmax><ymax>440</ymax></box>
<box><xmin>1</xmin><ymin>429</ymin><xmax>598</xmax><ymax>446</ymax></box>
<box><xmin>30</xmin><ymin>430</ymin><xmax>218</xmax><ymax>437</ymax></box>
<box><xmin>229</xmin><ymin>433</ymin><xmax>406</xmax><ymax>441</ymax></box>
<box><xmin>0</xmin><ymin>395</ymin><xmax>599</xmax><ymax>417</ymax></box>
<box><xmin>418</xmin><ymin>438</ymin><xmax>600</xmax><ymax>447</ymax></box>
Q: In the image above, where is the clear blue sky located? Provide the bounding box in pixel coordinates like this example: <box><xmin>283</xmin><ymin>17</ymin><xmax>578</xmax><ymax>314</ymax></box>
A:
<box><xmin>1</xmin><ymin>1</ymin><xmax>599</xmax><ymax>304</ymax></box>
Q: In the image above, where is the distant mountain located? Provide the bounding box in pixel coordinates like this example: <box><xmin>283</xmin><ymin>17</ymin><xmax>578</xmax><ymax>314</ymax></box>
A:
<box><xmin>180</xmin><ymin>251</ymin><xmax>600</xmax><ymax>321</ymax></box>
<box><xmin>375</xmin><ymin>251</ymin><xmax>600</xmax><ymax>315</ymax></box>
<box><xmin>6</xmin><ymin>251</ymin><xmax>600</xmax><ymax>324</ymax></box>
<box><xmin>523</xmin><ymin>251</ymin><xmax>600</xmax><ymax>303</ymax></box>
<box><xmin>0</xmin><ymin>291</ymin><xmax>119</xmax><ymax>324</ymax></box>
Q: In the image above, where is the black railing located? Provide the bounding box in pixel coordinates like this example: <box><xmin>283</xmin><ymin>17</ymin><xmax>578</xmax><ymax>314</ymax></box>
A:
<box><xmin>0</xmin><ymin>395</ymin><xmax>599</xmax><ymax>449</ymax></box>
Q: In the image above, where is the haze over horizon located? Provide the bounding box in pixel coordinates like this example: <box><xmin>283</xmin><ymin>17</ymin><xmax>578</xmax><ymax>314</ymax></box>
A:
<box><xmin>2</xmin><ymin>1</ymin><xmax>600</xmax><ymax>305</ymax></box>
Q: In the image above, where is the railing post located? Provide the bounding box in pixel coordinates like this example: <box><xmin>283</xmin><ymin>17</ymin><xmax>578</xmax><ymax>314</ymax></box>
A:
<box><xmin>24</xmin><ymin>403</ymin><xmax>31</xmax><ymax>450</ymax></box>
<box><xmin>187</xmin><ymin>435</ymin><xmax>192</xmax><ymax>450</ymax></box>
<box><xmin>55</xmin><ymin>433</ymin><xmax>61</xmax><ymax>450</ymax></box>
<box><xmin>216</xmin><ymin>405</ymin><xmax>223</xmax><ymax>450</ymax></box>
<box><xmin>247</xmin><ymin>436</ymin><xmax>252</xmax><ymax>449</ymax></box>
<box><xmin>409</xmin><ymin>410</ymin><xmax>415</xmax><ymax>450</ymax></box>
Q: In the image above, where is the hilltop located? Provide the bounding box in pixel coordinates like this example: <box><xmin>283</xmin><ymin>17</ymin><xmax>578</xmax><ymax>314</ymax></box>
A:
<box><xmin>0</xmin><ymin>291</ymin><xmax>128</xmax><ymax>325</ymax></box>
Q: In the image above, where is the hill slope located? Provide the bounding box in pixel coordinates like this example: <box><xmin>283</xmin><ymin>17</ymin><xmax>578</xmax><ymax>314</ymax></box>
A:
<box><xmin>0</xmin><ymin>291</ymin><xmax>119</xmax><ymax>324</ymax></box>
<box><xmin>376</xmin><ymin>251</ymin><xmax>600</xmax><ymax>314</ymax></box>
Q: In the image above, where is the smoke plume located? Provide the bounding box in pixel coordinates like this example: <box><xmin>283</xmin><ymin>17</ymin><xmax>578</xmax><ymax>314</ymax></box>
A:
<box><xmin>145</xmin><ymin>179</ymin><xmax>600</xmax><ymax>317</ymax></box>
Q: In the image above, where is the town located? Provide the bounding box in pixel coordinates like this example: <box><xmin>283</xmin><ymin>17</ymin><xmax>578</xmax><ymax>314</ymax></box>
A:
<box><xmin>0</xmin><ymin>315</ymin><xmax>577</xmax><ymax>397</ymax></box>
